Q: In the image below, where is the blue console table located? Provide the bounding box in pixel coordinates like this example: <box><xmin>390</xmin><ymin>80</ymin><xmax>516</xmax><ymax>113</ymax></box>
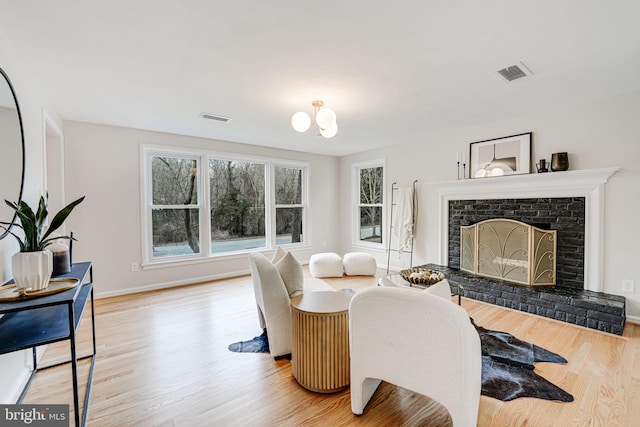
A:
<box><xmin>0</xmin><ymin>262</ymin><xmax>96</xmax><ymax>427</ymax></box>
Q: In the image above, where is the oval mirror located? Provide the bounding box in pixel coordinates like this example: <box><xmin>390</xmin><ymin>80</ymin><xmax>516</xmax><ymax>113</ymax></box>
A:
<box><xmin>0</xmin><ymin>67</ymin><xmax>25</xmax><ymax>240</ymax></box>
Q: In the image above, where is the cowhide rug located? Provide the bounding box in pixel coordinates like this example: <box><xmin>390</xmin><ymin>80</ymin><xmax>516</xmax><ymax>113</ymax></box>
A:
<box><xmin>473</xmin><ymin>319</ymin><xmax>573</xmax><ymax>402</ymax></box>
<box><xmin>229</xmin><ymin>319</ymin><xmax>574</xmax><ymax>402</ymax></box>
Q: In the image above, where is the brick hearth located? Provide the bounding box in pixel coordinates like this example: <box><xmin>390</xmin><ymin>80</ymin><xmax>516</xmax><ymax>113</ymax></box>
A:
<box><xmin>421</xmin><ymin>263</ymin><xmax>626</xmax><ymax>335</ymax></box>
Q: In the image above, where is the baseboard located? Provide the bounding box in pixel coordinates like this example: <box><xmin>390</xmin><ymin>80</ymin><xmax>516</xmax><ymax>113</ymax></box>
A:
<box><xmin>1</xmin><ymin>348</ymin><xmax>46</xmax><ymax>404</ymax></box>
<box><xmin>626</xmin><ymin>314</ymin><xmax>640</xmax><ymax>324</ymax></box>
<box><xmin>94</xmin><ymin>269</ymin><xmax>250</xmax><ymax>299</ymax></box>
<box><xmin>4</xmin><ymin>365</ymin><xmax>31</xmax><ymax>403</ymax></box>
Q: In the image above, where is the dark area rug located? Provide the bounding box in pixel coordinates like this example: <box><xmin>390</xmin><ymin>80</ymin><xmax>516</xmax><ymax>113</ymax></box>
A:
<box><xmin>228</xmin><ymin>331</ymin><xmax>269</xmax><ymax>353</ymax></box>
<box><xmin>473</xmin><ymin>319</ymin><xmax>573</xmax><ymax>402</ymax></box>
<box><xmin>229</xmin><ymin>319</ymin><xmax>574</xmax><ymax>403</ymax></box>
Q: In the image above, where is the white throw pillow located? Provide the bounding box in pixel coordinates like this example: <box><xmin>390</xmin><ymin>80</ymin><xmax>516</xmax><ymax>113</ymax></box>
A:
<box><xmin>250</xmin><ymin>252</ymin><xmax>287</xmax><ymax>301</ymax></box>
<box><xmin>275</xmin><ymin>251</ymin><xmax>304</xmax><ymax>297</ymax></box>
<box><xmin>271</xmin><ymin>246</ymin><xmax>287</xmax><ymax>264</ymax></box>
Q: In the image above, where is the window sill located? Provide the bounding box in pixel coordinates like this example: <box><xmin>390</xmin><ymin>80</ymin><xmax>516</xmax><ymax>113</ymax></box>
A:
<box><xmin>141</xmin><ymin>244</ymin><xmax>312</xmax><ymax>270</ymax></box>
<box><xmin>351</xmin><ymin>242</ymin><xmax>386</xmax><ymax>252</ymax></box>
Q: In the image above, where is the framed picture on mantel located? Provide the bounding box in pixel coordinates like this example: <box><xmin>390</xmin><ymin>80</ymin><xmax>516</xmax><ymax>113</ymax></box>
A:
<box><xmin>470</xmin><ymin>132</ymin><xmax>531</xmax><ymax>179</ymax></box>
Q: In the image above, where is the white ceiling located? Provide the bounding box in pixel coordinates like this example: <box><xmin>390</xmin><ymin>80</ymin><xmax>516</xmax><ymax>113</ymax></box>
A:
<box><xmin>1</xmin><ymin>1</ymin><xmax>639</xmax><ymax>157</ymax></box>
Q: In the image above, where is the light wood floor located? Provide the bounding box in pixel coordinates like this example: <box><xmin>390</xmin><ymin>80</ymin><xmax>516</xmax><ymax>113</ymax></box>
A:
<box><xmin>23</xmin><ymin>269</ymin><xmax>640</xmax><ymax>426</ymax></box>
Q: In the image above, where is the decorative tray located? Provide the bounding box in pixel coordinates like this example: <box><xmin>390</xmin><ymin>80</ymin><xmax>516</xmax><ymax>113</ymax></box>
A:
<box><xmin>399</xmin><ymin>268</ymin><xmax>445</xmax><ymax>286</ymax></box>
<box><xmin>0</xmin><ymin>277</ymin><xmax>80</xmax><ymax>302</ymax></box>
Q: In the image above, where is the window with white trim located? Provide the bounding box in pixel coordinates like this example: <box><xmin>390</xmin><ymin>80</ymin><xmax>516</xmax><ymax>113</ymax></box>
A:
<box><xmin>142</xmin><ymin>146</ymin><xmax>307</xmax><ymax>264</ymax></box>
<box><xmin>209</xmin><ymin>158</ymin><xmax>266</xmax><ymax>253</ymax></box>
<box><xmin>150</xmin><ymin>155</ymin><xmax>202</xmax><ymax>258</ymax></box>
<box><xmin>275</xmin><ymin>166</ymin><xmax>305</xmax><ymax>245</ymax></box>
<box><xmin>353</xmin><ymin>160</ymin><xmax>385</xmax><ymax>246</ymax></box>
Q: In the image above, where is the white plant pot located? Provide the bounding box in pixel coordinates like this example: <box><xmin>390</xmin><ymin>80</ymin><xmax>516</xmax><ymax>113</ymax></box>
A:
<box><xmin>12</xmin><ymin>251</ymin><xmax>53</xmax><ymax>291</ymax></box>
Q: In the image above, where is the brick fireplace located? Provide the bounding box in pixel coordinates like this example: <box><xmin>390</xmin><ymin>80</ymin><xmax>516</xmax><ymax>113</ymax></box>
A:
<box><xmin>428</xmin><ymin>168</ymin><xmax>626</xmax><ymax>334</ymax></box>
<box><xmin>449</xmin><ymin>197</ymin><xmax>583</xmax><ymax>289</ymax></box>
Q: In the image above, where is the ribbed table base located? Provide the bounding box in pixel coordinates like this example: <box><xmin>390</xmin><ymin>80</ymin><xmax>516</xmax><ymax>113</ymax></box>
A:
<box><xmin>291</xmin><ymin>301</ymin><xmax>350</xmax><ymax>393</ymax></box>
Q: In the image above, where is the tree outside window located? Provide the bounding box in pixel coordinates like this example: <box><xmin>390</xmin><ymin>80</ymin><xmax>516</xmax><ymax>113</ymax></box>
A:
<box><xmin>143</xmin><ymin>146</ymin><xmax>307</xmax><ymax>263</ymax></box>
<box><xmin>358</xmin><ymin>165</ymin><xmax>383</xmax><ymax>244</ymax></box>
<box><xmin>151</xmin><ymin>156</ymin><xmax>201</xmax><ymax>258</ymax></box>
<box><xmin>209</xmin><ymin>159</ymin><xmax>266</xmax><ymax>253</ymax></box>
<box><xmin>275</xmin><ymin>166</ymin><xmax>304</xmax><ymax>244</ymax></box>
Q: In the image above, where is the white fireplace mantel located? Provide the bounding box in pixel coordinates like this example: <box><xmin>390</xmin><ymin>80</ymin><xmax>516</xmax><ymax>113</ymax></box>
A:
<box><xmin>431</xmin><ymin>167</ymin><xmax>620</xmax><ymax>292</ymax></box>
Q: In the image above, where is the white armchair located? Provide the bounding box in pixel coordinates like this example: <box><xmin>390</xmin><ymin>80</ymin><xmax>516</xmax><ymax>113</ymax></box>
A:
<box><xmin>248</xmin><ymin>252</ymin><xmax>334</xmax><ymax>358</ymax></box>
<box><xmin>349</xmin><ymin>286</ymin><xmax>481</xmax><ymax>427</ymax></box>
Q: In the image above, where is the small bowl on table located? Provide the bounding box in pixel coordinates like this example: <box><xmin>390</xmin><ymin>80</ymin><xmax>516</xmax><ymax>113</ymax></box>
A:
<box><xmin>399</xmin><ymin>268</ymin><xmax>445</xmax><ymax>286</ymax></box>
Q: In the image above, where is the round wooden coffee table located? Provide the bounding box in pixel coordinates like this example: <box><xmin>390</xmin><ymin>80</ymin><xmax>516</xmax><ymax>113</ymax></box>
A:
<box><xmin>290</xmin><ymin>291</ymin><xmax>352</xmax><ymax>393</ymax></box>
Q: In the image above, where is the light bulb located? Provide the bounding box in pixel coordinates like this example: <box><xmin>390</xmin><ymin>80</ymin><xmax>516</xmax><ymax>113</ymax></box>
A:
<box><xmin>475</xmin><ymin>169</ymin><xmax>487</xmax><ymax>178</ymax></box>
<box><xmin>315</xmin><ymin>107</ymin><xmax>336</xmax><ymax>130</ymax></box>
<box><xmin>490</xmin><ymin>168</ymin><xmax>505</xmax><ymax>177</ymax></box>
<box><xmin>291</xmin><ymin>111</ymin><xmax>311</xmax><ymax>132</ymax></box>
<box><xmin>319</xmin><ymin>123</ymin><xmax>338</xmax><ymax>138</ymax></box>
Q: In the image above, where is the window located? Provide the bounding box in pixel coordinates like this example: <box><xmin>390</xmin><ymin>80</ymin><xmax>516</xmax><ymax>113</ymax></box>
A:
<box><xmin>275</xmin><ymin>166</ymin><xmax>304</xmax><ymax>245</ymax></box>
<box><xmin>209</xmin><ymin>159</ymin><xmax>266</xmax><ymax>253</ymax></box>
<box><xmin>354</xmin><ymin>160</ymin><xmax>385</xmax><ymax>245</ymax></box>
<box><xmin>142</xmin><ymin>146</ymin><xmax>307</xmax><ymax>265</ymax></box>
<box><xmin>150</xmin><ymin>155</ymin><xmax>201</xmax><ymax>258</ymax></box>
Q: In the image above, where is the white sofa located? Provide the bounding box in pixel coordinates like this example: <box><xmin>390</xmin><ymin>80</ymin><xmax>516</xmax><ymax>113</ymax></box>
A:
<box><xmin>248</xmin><ymin>252</ymin><xmax>335</xmax><ymax>358</ymax></box>
<box><xmin>349</xmin><ymin>286</ymin><xmax>482</xmax><ymax>427</ymax></box>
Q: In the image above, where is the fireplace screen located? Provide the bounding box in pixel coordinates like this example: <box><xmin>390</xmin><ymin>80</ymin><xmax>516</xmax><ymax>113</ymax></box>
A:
<box><xmin>460</xmin><ymin>219</ymin><xmax>556</xmax><ymax>286</ymax></box>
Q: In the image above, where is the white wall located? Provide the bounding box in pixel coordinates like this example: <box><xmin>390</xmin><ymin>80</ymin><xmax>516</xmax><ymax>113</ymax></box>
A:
<box><xmin>0</xmin><ymin>27</ymin><xmax>62</xmax><ymax>402</ymax></box>
<box><xmin>62</xmin><ymin>121</ymin><xmax>340</xmax><ymax>297</ymax></box>
<box><xmin>339</xmin><ymin>90</ymin><xmax>640</xmax><ymax>321</ymax></box>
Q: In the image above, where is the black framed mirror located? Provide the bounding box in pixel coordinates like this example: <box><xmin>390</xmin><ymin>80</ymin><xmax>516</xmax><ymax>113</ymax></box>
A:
<box><xmin>0</xmin><ymin>66</ymin><xmax>25</xmax><ymax>240</ymax></box>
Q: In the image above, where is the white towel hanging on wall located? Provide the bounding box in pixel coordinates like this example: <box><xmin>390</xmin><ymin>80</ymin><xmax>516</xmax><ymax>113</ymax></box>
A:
<box><xmin>393</xmin><ymin>186</ymin><xmax>414</xmax><ymax>257</ymax></box>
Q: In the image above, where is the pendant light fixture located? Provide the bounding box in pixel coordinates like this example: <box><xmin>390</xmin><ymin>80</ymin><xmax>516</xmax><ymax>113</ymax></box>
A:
<box><xmin>291</xmin><ymin>100</ymin><xmax>338</xmax><ymax>138</ymax></box>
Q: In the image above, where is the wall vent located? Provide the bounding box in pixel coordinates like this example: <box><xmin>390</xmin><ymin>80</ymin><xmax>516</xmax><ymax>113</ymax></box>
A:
<box><xmin>200</xmin><ymin>112</ymin><xmax>232</xmax><ymax>123</ymax></box>
<box><xmin>497</xmin><ymin>62</ymin><xmax>533</xmax><ymax>82</ymax></box>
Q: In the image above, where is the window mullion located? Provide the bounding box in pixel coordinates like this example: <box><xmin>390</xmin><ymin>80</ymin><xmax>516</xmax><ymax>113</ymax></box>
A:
<box><xmin>201</xmin><ymin>155</ymin><xmax>211</xmax><ymax>257</ymax></box>
<box><xmin>144</xmin><ymin>151</ymin><xmax>153</xmax><ymax>263</ymax></box>
<box><xmin>275</xmin><ymin>204</ymin><xmax>304</xmax><ymax>208</ymax></box>
<box><xmin>150</xmin><ymin>205</ymin><xmax>199</xmax><ymax>210</ymax></box>
<box><xmin>266</xmin><ymin>162</ymin><xmax>275</xmax><ymax>248</ymax></box>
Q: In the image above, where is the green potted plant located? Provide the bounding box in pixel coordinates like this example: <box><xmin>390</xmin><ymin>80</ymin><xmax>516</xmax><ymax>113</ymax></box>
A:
<box><xmin>0</xmin><ymin>194</ymin><xmax>84</xmax><ymax>291</ymax></box>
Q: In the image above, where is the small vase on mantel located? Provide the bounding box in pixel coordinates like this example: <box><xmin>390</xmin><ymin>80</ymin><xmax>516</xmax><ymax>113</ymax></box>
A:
<box><xmin>11</xmin><ymin>250</ymin><xmax>53</xmax><ymax>292</ymax></box>
<box><xmin>551</xmin><ymin>152</ymin><xmax>569</xmax><ymax>172</ymax></box>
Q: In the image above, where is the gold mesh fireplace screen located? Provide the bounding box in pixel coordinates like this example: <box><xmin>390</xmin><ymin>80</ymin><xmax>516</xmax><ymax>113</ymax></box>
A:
<box><xmin>460</xmin><ymin>219</ymin><xmax>556</xmax><ymax>286</ymax></box>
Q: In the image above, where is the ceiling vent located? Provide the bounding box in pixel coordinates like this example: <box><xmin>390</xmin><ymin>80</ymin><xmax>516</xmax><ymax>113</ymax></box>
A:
<box><xmin>497</xmin><ymin>62</ymin><xmax>533</xmax><ymax>82</ymax></box>
<box><xmin>200</xmin><ymin>112</ymin><xmax>232</xmax><ymax>123</ymax></box>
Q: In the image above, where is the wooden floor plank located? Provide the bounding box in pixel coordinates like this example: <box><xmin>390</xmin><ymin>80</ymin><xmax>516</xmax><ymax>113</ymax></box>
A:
<box><xmin>21</xmin><ymin>269</ymin><xmax>640</xmax><ymax>426</ymax></box>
